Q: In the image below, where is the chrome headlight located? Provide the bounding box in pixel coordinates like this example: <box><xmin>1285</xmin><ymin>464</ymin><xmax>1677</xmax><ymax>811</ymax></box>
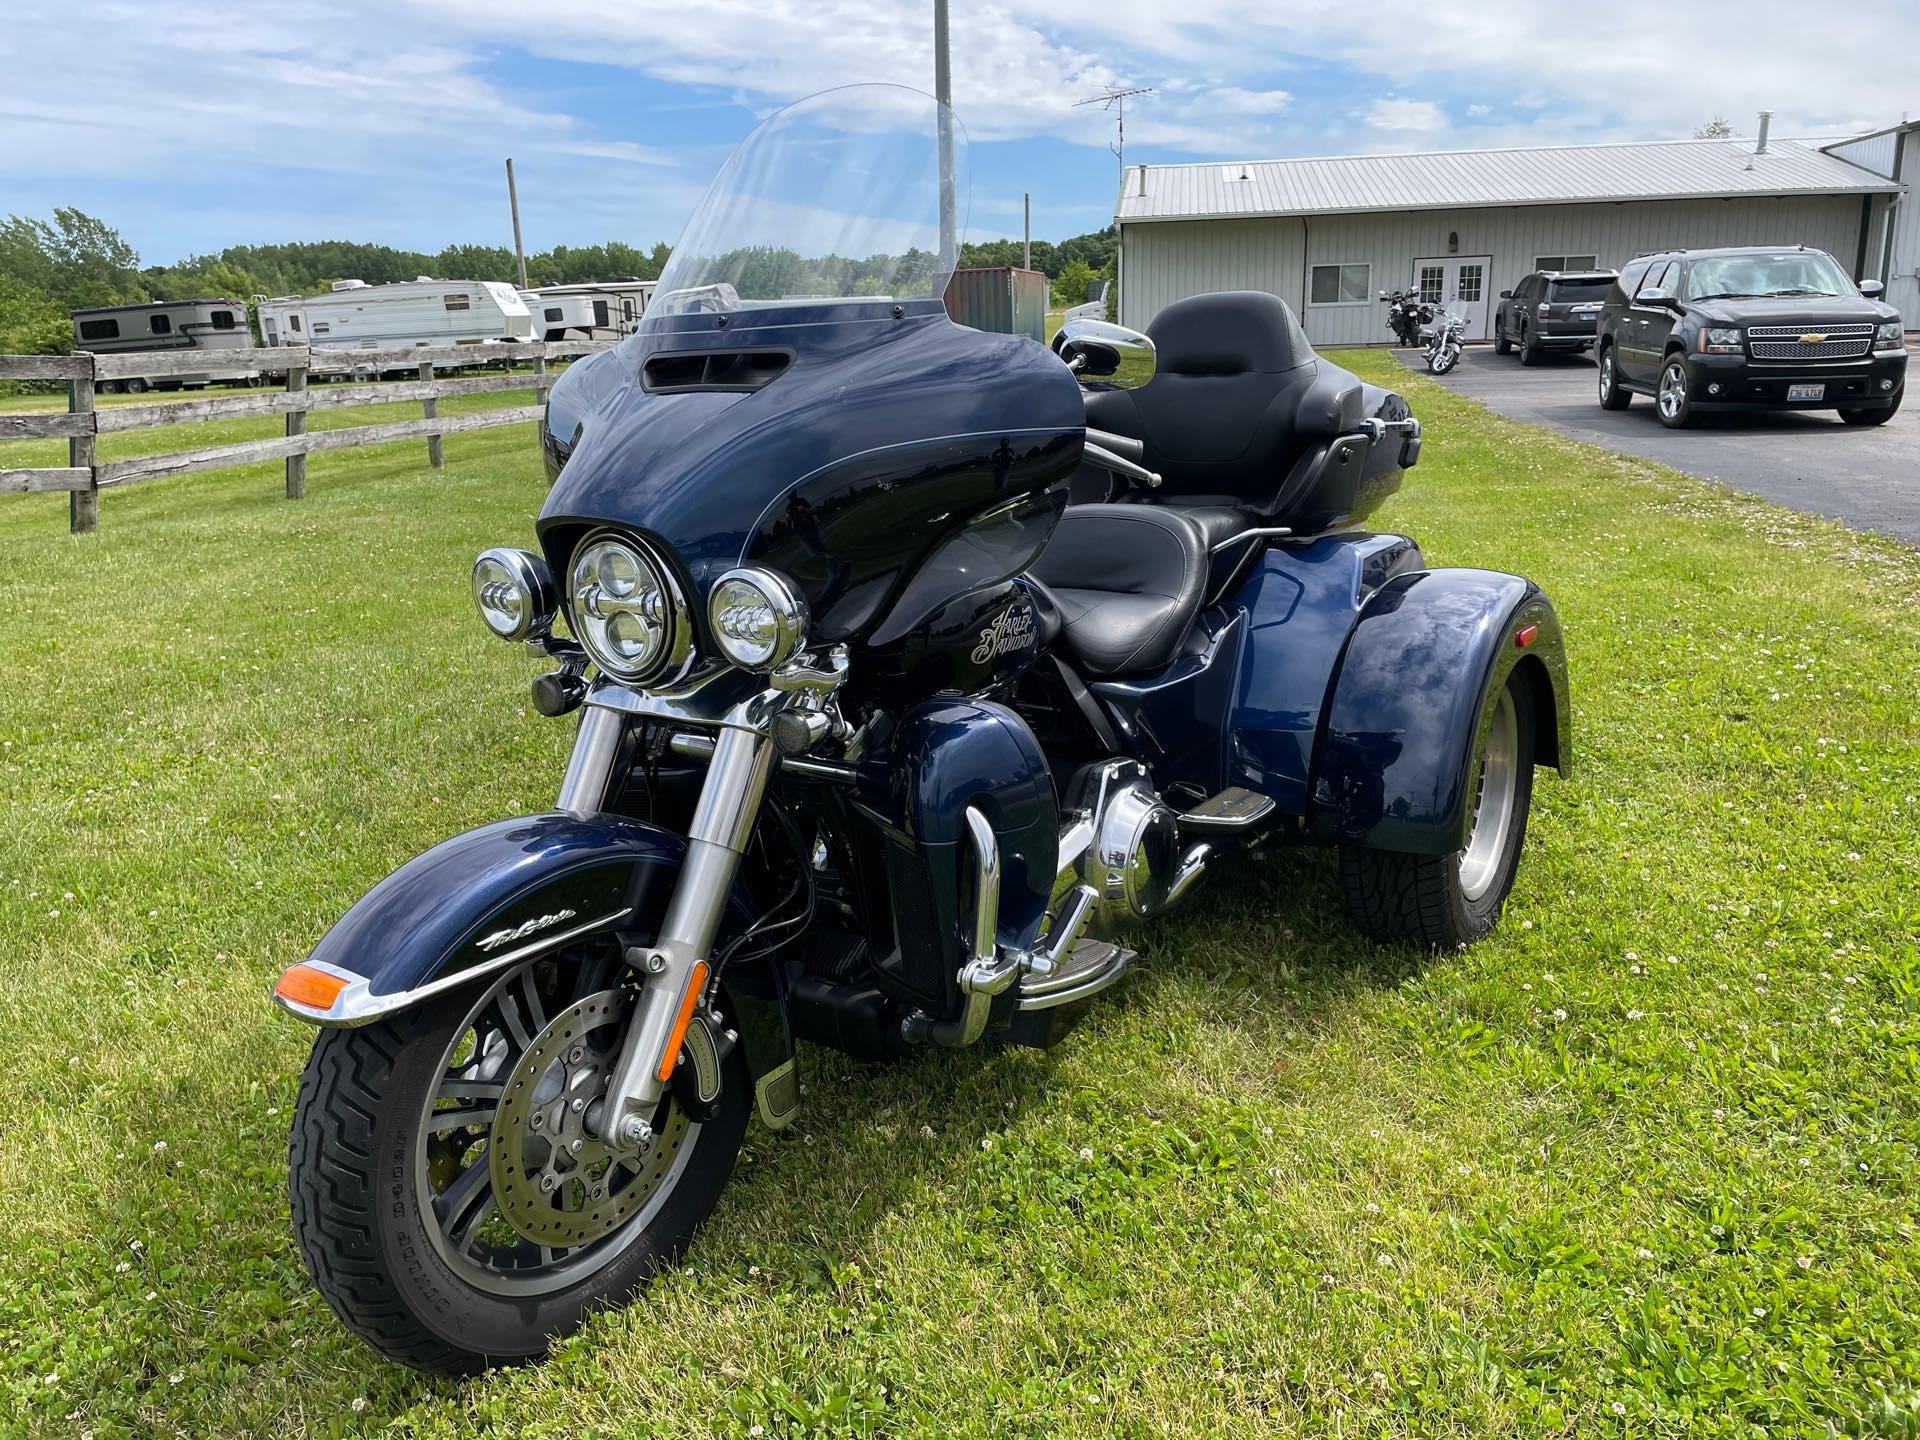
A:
<box><xmin>472</xmin><ymin>547</ymin><xmax>556</xmax><ymax>641</ymax></box>
<box><xmin>1701</xmin><ymin>327</ymin><xmax>1743</xmax><ymax>355</ymax></box>
<box><xmin>707</xmin><ymin>567</ymin><xmax>808</xmax><ymax>671</ymax></box>
<box><xmin>566</xmin><ymin>532</ymin><xmax>689</xmax><ymax>683</ymax></box>
<box><xmin>1874</xmin><ymin>321</ymin><xmax>1905</xmax><ymax>352</ymax></box>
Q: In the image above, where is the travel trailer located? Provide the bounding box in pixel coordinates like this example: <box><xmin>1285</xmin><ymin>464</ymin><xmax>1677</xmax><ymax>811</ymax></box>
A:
<box><xmin>254</xmin><ymin>278</ymin><xmax>534</xmax><ymax>375</ymax></box>
<box><xmin>519</xmin><ymin>280</ymin><xmax>656</xmax><ymax>340</ymax></box>
<box><xmin>71</xmin><ymin>298</ymin><xmax>260</xmax><ymax>393</ymax></box>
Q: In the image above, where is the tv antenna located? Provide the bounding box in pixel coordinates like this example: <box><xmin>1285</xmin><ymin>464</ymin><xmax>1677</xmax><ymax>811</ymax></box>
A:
<box><xmin>1076</xmin><ymin>85</ymin><xmax>1154</xmax><ymax>185</ymax></box>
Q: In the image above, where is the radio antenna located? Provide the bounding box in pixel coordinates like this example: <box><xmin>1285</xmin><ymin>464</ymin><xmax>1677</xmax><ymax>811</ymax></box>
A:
<box><xmin>1076</xmin><ymin>85</ymin><xmax>1154</xmax><ymax>188</ymax></box>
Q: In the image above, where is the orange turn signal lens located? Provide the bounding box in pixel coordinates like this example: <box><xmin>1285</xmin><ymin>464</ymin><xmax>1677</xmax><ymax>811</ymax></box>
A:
<box><xmin>656</xmin><ymin>961</ymin><xmax>711</xmax><ymax>1083</ymax></box>
<box><xmin>275</xmin><ymin>963</ymin><xmax>349</xmax><ymax>1012</ymax></box>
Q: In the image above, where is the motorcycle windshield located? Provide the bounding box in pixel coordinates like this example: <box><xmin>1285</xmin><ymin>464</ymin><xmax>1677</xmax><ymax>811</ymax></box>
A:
<box><xmin>645</xmin><ymin>85</ymin><xmax>968</xmax><ymax>323</ymax></box>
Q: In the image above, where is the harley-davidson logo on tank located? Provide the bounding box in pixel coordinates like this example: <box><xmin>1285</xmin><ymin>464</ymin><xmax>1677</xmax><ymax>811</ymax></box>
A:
<box><xmin>972</xmin><ymin>604</ymin><xmax>1037</xmax><ymax>664</ymax></box>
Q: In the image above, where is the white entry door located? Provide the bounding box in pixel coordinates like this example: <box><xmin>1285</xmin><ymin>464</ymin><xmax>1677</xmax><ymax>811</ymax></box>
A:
<box><xmin>1411</xmin><ymin>255</ymin><xmax>1493</xmax><ymax>341</ymax></box>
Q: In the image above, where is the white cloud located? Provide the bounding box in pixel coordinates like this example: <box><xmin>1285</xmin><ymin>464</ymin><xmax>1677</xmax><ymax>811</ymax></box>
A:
<box><xmin>1465</xmin><ymin>104</ymin><xmax>1492</xmax><ymax>119</ymax></box>
<box><xmin>1210</xmin><ymin>88</ymin><xmax>1293</xmax><ymax>116</ymax></box>
<box><xmin>1367</xmin><ymin>99</ymin><xmax>1447</xmax><ymax>131</ymax></box>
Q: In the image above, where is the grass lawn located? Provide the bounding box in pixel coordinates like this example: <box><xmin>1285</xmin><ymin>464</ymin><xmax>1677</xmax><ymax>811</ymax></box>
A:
<box><xmin>1</xmin><ymin>351</ymin><xmax>1917</xmax><ymax>1437</ymax></box>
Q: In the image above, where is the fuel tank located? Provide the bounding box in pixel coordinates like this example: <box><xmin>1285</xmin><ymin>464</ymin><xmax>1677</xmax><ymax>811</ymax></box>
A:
<box><xmin>537</xmin><ymin>299</ymin><xmax>1084</xmax><ymax>650</ymax></box>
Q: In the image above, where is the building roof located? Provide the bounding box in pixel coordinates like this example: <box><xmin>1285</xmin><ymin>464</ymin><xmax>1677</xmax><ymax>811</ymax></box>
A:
<box><xmin>1117</xmin><ymin>137</ymin><xmax>1899</xmax><ymax>224</ymax></box>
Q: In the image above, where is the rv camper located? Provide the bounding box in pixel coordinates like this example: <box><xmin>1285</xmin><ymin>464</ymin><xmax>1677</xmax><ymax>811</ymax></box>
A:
<box><xmin>254</xmin><ymin>278</ymin><xmax>533</xmax><ymax>376</ymax></box>
<box><xmin>71</xmin><ymin>298</ymin><xmax>260</xmax><ymax>394</ymax></box>
<box><xmin>519</xmin><ymin>280</ymin><xmax>655</xmax><ymax>340</ymax></box>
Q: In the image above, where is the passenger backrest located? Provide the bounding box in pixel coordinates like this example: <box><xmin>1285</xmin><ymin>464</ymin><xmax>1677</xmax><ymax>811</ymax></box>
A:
<box><xmin>1083</xmin><ymin>291</ymin><xmax>1367</xmax><ymax>505</ymax></box>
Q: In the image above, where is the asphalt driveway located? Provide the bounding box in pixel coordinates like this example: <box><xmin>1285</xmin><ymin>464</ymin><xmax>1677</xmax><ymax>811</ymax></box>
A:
<box><xmin>1403</xmin><ymin>346</ymin><xmax>1919</xmax><ymax>545</ymax></box>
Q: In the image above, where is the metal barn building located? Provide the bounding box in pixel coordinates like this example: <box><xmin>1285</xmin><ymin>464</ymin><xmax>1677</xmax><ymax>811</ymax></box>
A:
<box><xmin>1823</xmin><ymin>118</ymin><xmax>1920</xmax><ymax>324</ymax></box>
<box><xmin>1114</xmin><ymin>131</ymin><xmax>1908</xmax><ymax>345</ymax></box>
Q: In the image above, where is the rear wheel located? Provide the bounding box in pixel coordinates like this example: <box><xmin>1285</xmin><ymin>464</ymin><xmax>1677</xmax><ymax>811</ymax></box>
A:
<box><xmin>1518</xmin><ymin>326</ymin><xmax>1542</xmax><ymax>366</ymax></box>
<box><xmin>1493</xmin><ymin>319</ymin><xmax>1511</xmax><ymax>356</ymax></box>
<box><xmin>1656</xmin><ymin>356</ymin><xmax>1695</xmax><ymax>428</ymax></box>
<box><xmin>125</xmin><ymin>376</ymin><xmax>149</xmax><ymax>395</ymax></box>
<box><xmin>1340</xmin><ymin>675</ymin><xmax>1535</xmax><ymax>948</ymax></box>
<box><xmin>288</xmin><ymin>943</ymin><xmax>750</xmax><ymax>1374</ymax></box>
<box><xmin>1839</xmin><ymin>395</ymin><xmax>1900</xmax><ymax>426</ymax></box>
<box><xmin>1597</xmin><ymin>345</ymin><xmax>1630</xmax><ymax>409</ymax></box>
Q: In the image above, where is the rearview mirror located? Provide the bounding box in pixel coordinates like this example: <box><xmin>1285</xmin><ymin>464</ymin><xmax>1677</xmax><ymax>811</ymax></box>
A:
<box><xmin>1634</xmin><ymin>287</ymin><xmax>1679</xmax><ymax>309</ymax></box>
<box><xmin>1055</xmin><ymin>317</ymin><xmax>1156</xmax><ymax>390</ymax></box>
<box><xmin>1860</xmin><ymin>279</ymin><xmax>1886</xmax><ymax>298</ymax></box>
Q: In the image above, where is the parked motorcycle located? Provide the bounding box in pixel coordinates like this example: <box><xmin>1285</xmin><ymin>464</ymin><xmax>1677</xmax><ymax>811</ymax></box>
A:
<box><xmin>1380</xmin><ymin>287</ymin><xmax>1434</xmax><ymax>347</ymax></box>
<box><xmin>1424</xmin><ymin>303</ymin><xmax>1467</xmax><ymax>375</ymax></box>
<box><xmin>275</xmin><ymin>85</ymin><xmax>1571</xmax><ymax>1374</ymax></box>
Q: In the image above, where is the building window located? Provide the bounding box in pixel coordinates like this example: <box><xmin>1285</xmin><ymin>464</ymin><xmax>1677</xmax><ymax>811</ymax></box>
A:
<box><xmin>150</xmin><ymin>314</ymin><xmax>172</xmax><ymax>335</ymax></box>
<box><xmin>1534</xmin><ymin>254</ymin><xmax>1598</xmax><ymax>271</ymax></box>
<box><xmin>443</xmin><ymin>293</ymin><xmax>471</xmax><ymax>311</ymax></box>
<box><xmin>211</xmin><ymin>310</ymin><xmax>236</xmax><ymax>330</ymax></box>
<box><xmin>1309</xmin><ymin>262</ymin><xmax>1372</xmax><ymax>305</ymax></box>
<box><xmin>1418</xmin><ymin>265</ymin><xmax>1444</xmax><ymax>305</ymax></box>
<box><xmin>78</xmin><ymin>318</ymin><xmax>120</xmax><ymax>340</ymax></box>
<box><xmin>1456</xmin><ymin>263</ymin><xmax>1484</xmax><ymax>303</ymax></box>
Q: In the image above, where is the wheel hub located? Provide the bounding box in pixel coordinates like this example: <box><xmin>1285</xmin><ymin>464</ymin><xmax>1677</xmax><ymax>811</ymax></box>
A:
<box><xmin>488</xmin><ymin>988</ymin><xmax>690</xmax><ymax>1247</ymax></box>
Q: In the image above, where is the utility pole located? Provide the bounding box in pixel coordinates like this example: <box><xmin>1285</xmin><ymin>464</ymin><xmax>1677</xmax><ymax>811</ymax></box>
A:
<box><xmin>932</xmin><ymin>0</ymin><xmax>956</xmax><ymax>268</ymax></box>
<box><xmin>1075</xmin><ymin>85</ymin><xmax>1154</xmax><ymax>192</ymax></box>
<box><xmin>505</xmin><ymin>158</ymin><xmax>529</xmax><ymax>290</ymax></box>
<box><xmin>1023</xmin><ymin>193</ymin><xmax>1031</xmax><ymax>271</ymax></box>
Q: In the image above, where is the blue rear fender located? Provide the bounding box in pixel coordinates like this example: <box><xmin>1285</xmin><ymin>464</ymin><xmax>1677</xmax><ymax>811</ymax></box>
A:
<box><xmin>1310</xmin><ymin>568</ymin><xmax>1571</xmax><ymax>854</ymax></box>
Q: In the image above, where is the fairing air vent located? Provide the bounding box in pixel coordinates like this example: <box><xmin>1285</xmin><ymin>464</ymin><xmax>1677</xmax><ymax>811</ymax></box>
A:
<box><xmin>641</xmin><ymin>349</ymin><xmax>792</xmax><ymax>394</ymax></box>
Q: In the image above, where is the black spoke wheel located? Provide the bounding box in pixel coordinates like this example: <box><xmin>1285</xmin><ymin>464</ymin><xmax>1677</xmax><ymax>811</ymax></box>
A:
<box><xmin>289</xmin><ymin>939</ymin><xmax>750</xmax><ymax>1374</ymax></box>
<box><xmin>1339</xmin><ymin>673</ymin><xmax>1536</xmax><ymax>948</ymax></box>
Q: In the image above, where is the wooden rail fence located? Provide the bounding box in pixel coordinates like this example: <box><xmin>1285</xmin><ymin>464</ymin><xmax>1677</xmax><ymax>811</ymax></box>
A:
<box><xmin>0</xmin><ymin>340</ymin><xmax>613</xmax><ymax>533</ymax></box>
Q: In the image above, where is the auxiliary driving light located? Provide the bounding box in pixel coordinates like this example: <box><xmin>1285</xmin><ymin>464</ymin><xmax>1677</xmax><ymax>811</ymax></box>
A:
<box><xmin>708</xmin><ymin>566</ymin><xmax>808</xmax><ymax>671</ymax></box>
<box><xmin>472</xmin><ymin>547</ymin><xmax>557</xmax><ymax>642</ymax></box>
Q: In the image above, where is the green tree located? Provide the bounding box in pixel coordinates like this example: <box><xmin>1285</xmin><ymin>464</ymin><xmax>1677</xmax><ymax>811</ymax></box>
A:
<box><xmin>1051</xmin><ymin>258</ymin><xmax>1096</xmax><ymax>308</ymax></box>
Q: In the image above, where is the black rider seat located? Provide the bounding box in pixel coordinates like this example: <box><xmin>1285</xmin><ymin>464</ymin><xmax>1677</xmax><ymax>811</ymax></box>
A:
<box><xmin>1027</xmin><ymin>504</ymin><xmax>1206</xmax><ymax>679</ymax></box>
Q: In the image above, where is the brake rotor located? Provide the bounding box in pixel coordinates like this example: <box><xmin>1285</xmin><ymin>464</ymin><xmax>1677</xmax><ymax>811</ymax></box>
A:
<box><xmin>488</xmin><ymin>988</ymin><xmax>692</xmax><ymax>1247</ymax></box>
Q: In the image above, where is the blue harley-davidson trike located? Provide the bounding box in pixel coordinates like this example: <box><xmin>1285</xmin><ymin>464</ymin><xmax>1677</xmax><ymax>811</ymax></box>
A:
<box><xmin>276</xmin><ymin>86</ymin><xmax>1570</xmax><ymax>1372</ymax></box>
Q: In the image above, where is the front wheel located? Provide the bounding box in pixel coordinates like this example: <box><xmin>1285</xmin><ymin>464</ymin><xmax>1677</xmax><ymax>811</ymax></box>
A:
<box><xmin>1429</xmin><ymin>342</ymin><xmax>1460</xmax><ymax>375</ymax></box>
<box><xmin>1339</xmin><ymin>674</ymin><xmax>1535</xmax><ymax>948</ymax></box>
<box><xmin>288</xmin><ymin>944</ymin><xmax>750</xmax><ymax>1374</ymax></box>
<box><xmin>1493</xmin><ymin>319</ymin><xmax>1511</xmax><ymax>356</ymax></box>
<box><xmin>1656</xmin><ymin>356</ymin><xmax>1695</xmax><ymax>428</ymax></box>
<box><xmin>1839</xmin><ymin>395</ymin><xmax>1900</xmax><ymax>426</ymax></box>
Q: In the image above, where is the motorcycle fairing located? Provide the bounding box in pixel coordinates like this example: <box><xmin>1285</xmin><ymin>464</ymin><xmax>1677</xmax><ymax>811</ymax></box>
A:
<box><xmin>1311</xmin><ymin>570</ymin><xmax>1571</xmax><ymax>853</ymax></box>
<box><xmin>536</xmin><ymin>301</ymin><xmax>1085</xmax><ymax>648</ymax></box>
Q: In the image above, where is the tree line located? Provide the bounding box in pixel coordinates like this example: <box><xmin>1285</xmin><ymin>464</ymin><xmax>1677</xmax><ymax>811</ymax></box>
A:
<box><xmin>0</xmin><ymin>208</ymin><xmax>1119</xmax><ymax>355</ymax></box>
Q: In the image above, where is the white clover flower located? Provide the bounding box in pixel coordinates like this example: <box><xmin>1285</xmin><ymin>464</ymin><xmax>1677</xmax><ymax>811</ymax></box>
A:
<box><xmin>1079</xmin><ymin>1147</ymin><xmax>1095</xmax><ymax>1162</ymax></box>
<box><xmin>151</xmin><ymin>1141</ymin><xmax>167</xmax><ymax>1154</ymax></box>
<box><xmin>1797</xmin><ymin>1256</ymin><xmax>1813</xmax><ymax>1270</ymax></box>
<box><xmin>114</xmin><ymin>1261</ymin><xmax>130</xmax><ymax>1274</ymax></box>
<box><xmin>1635</xmin><ymin>1247</ymin><xmax>1654</xmax><ymax>1260</ymax></box>
<box><xmin>1552</xmin><ymin>1008</ymin><xmax>1568</xmax><ymax>1022</ymax></box>
<box><xmin>351</xmin><ymin>1398</ymin><xmax>370</xmax><ymax>1414</ymax></box>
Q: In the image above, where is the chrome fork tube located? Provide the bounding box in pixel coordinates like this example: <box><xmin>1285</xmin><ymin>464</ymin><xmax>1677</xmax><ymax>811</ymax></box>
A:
<box><xmin>601</xmin><ymin>722</ymin><xmax>776</xmax><ymax>1139</ymax></box>
<box><xmin>556</xmin><ymin>705</ymin><xmax>624</xmax><ymax>817</ymax></box>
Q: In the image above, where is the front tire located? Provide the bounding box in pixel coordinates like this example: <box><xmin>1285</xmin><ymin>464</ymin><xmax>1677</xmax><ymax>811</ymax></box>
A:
<box><xmin>1429</xmin><ymin>343</ymin><xmax>1460</xmax><ymax>375</ymax></box>
<box><xmin>1339</xmin><ymin>675</ymin><xmax>1535</xmax><ymax>948</ymax></box>
<box><xmin>1839</xmin><ymin>395</ymin><xmax>1900</xmax><ymax>426</ymax></box>
<box><xmin>1493</xmin><ymin>320</ymin><xmax>1511</xmax><ymax>356</ymax></box>
<box><xmin>1656</xmin><ymin>356</ymin><xmax>1695</xmax><ymax>428</ymax></box>
<box><xmin>288</xmin><ymin>950</ymin><xmax>750</xmax><ymax>1374</ymax></box>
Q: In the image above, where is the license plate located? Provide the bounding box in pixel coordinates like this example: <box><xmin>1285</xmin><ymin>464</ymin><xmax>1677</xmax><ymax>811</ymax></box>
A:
<box><xmin>1787</xmin><ymin>383</ymin><xmax>1825</xmax><ymax>401</ymax></box>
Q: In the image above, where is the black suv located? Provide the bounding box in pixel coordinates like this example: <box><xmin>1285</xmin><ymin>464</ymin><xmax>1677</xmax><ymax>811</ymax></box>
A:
<box><xmin>1594</xmin><ymin>246</ymin><xmax>1907</xmax><ymax>428</ymax></box>
<box><xmin>1494</xmin><ymin>270</ymin><xmax>1617</xmax><ymax>364</ymax></box>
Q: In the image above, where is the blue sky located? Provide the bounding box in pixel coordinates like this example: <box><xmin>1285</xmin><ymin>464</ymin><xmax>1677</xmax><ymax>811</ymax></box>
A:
<box><xmin>2</xmin><ymin>0</ymin><xmax>1914</xmax><ymax>266</ymax></box>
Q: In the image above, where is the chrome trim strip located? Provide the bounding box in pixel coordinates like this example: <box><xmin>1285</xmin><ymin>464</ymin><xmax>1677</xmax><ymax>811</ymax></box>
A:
<box><xmin>273</xmin><ymin>908</ymin><xmax>634</xmax><ymax>1028</ymax></box>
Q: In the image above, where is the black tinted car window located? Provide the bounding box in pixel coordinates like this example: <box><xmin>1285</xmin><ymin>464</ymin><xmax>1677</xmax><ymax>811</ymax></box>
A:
<box><xmin>1548</xmin><ymin>279</ymin><xmax>1612</xmax><ymax>303</ymax></box>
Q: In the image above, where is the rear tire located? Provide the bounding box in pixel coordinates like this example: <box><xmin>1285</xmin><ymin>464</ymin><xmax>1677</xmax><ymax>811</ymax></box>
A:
<box><xmin>1339</xmin><ymin>675</ymin><xmax>1535</xmax><ymax>948</ymax></box>
<box><xmin>1518</xmin><ymin>326</ymin><xmax>1541</xmax><ymax>366</ymax></box>
<box><xmin>125</xmin><ymin>377</ymin><xmax>149</xmax><ymax>395</ymax></box>
<box><xmin>1493</xmin><ymin>320</ymin><xmax>1511</xmax><ymax>356</ymax></box>
<box><xmin>289</xmin><ymin>958</ymin><xmax>750</xmax><ymax>1375</ymax></box>
<box><xmin>1839</xmin><ymin>396</ymin><xmax>1900</xmax><ymax>426</ymax></box>
<box><xmin>1597</xmin><ymin>345</ymin><xmax>1630</xmax><ymax>410</ymax></box>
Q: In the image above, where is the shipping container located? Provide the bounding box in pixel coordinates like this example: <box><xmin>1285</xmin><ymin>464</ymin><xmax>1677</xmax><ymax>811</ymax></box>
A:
<box><xmin>944</xmin><ymin>266</ymin><xmax>1048</xmax><ymax>342</ymax></box>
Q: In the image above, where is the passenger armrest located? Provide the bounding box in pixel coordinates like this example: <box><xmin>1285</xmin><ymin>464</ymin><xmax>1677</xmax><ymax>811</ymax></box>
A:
<box><xmin>1291</xmin><ymin>360</ymin><xmax>1368</xmax><ymax>439</ymax></box>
